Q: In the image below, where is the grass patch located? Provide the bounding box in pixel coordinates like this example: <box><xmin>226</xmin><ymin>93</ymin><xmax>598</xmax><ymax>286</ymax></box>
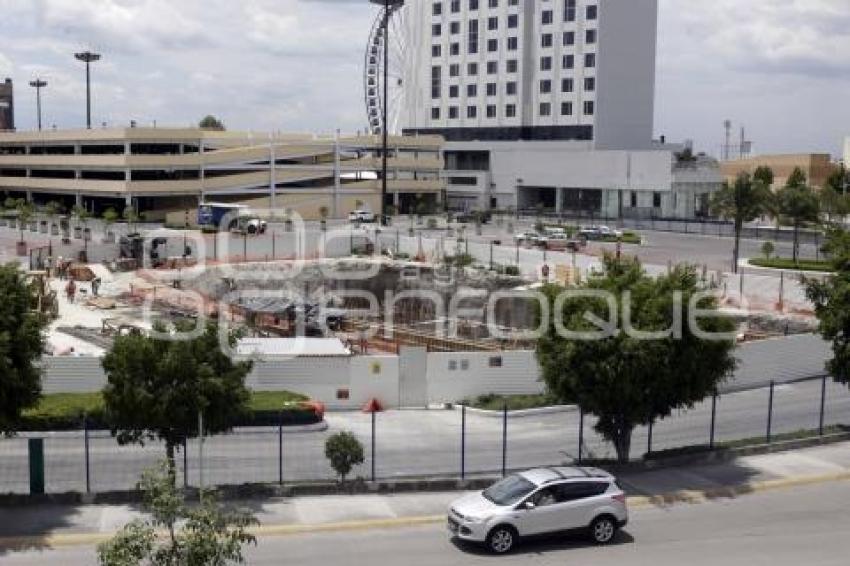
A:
<box><xmin>749</xmin><ymin>257</ymin><xmax>834</xmax><ymax>272</ymax></box>
<box><xmin>248</xmin><ymin>390</ymin><xmax>308</xmax><ymax>412</ymax></box>
<box><xmin>596</xmin><ymin>231</ymin><xmax>641</xmax><ymax>245</ymax></box>
<box><xmin>463</xmin><ymin>393</ymin><xmax>565</xmax><ymax>411</ymax></box>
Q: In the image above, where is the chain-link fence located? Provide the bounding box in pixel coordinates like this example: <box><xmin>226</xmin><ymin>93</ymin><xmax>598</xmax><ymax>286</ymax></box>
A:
<box><xmin>1</xmin><ymin>376</ymin><xmax>847</xmax><ymax>495</ymax></box>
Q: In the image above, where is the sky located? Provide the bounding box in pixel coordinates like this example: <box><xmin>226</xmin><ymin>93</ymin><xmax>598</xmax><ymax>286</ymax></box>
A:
<box><xmin>0</xmin><ymin>0</ymin><xmax>848</xmax><ymax>158</ymax></box>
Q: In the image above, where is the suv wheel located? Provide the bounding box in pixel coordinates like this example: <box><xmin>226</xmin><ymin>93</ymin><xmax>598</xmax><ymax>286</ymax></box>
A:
<box><xmin>486</xmin><ymin>526</ymin><xmax>517</xmax><ymax>554</ymax></box>
<box><xmin>589</xmin><ymin>516</ymin><xmax>617</xmax><ymax>544</ymax></box>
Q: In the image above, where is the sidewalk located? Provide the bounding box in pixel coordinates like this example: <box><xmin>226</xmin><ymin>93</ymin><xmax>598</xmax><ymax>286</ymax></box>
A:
<box><xmin>1</xmin><ymin>441</ymin><xmax>849</xmax><ymax>547</ymax></box>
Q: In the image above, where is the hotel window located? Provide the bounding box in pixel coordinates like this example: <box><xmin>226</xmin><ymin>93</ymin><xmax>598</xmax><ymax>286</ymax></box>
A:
<box><xmin>486</xmin><ymin>104</ymin><xmax>497</xmax><ymax>118</ymax></box>
<box><xmin>505</xmin><ymin>104</ymin><xmax>516</xmax><ymax>117</ymax></box>
<box><xmin>653</xmin><ymin>192</ymin><xmax>662</xmax><ymax>208</ymax></box>
<box><xmin>432</xmin><ymin>23</ymin><xmax>442</xmax><ymax>36</ymax></box>
<box><xmin>468</xmin><ymin>62</ymin><xmax>478</xmax><ymax>75</ymax></box>
<box><xmin>507</xmin><ymin>36</ymin><xmax>518</xmax><ymax>50</ymax></box>
<box><xmin>507</xmin><ymin>14</ymin><xmax>518</xmax><ymax>28</ymax></box>
<box><xmin>506</xmin><ymin>59</ymin><xmax>518</xmax><ymax>73</ymax></box>
<box><xmin>561</xmin><ymin>101</ymin><xmax>573</xmax><ymax>115</ymax></box>
<box><xmin>449</xmin><ymin>106</ymin><xmax>459</xmax><ymax>119</ymax></box>
<box><xmin>562</xmin><ymin>54</ymin><xmax>574</xmax><ymax>69</ymax></box>
<box><xmin>431</xmin><ymin>107</ymin><xmax>441</xmax><ymax>120</ymax></box>
<box><xmin>586</xmin><ymin>5</ymin><xmax>598</xmax><ymax>20</ymax></box>
<box><xmin>487</xmin><ymin>60</ymin><xmax>498</xmax><ymax>74</ymax></box>
<box><xmin>467</xmin><ymin>83</ymin><xmax>478</xmax><ymax>96</ymax></box>
<box><xmin>469</xmin><ymin>0</ymin><xmax>479</xmax><ymax>9</ymax></box>
<box><xmin>563</xmin><ymin>31</ymin><xmax>575</xmax><ymax>46</ymax></box>
<box><xmin>486</xmin><ymin>82</ymin><xmax>497</xmax><ymax>96</ymax></box>
<box><xmin>451</xmin><ymin>0</ymin><xmax>461</xmax><ymax>12</ymax></box>
<box><xmin>489</xmin><ymin>356</ymin><xmax>503</xmax><ymax>368</ymax></box>
<box><xmin>488</xmin><ymin>16</ymin><xmax>498</xmax><ymax>30</ymax></box>
<box><xmin>431</xmin><ymin>65</ymin><xmax>441</xmax><ymax>98</ymax></box>
<box><xmin>540</xmin><ymin>79</ymin><xmax>552</xmax><ymax>93</ymax></box>
<box><xmin>467</xmin><ymin>105</ymin><xmax>477</xmax><ymax>118</ymax></box>
<box><xmin>584</xmin><ymin>77</ymin><xmax>595</xmax><ymax>91</ymax></box>
<box><xmin>630</xmin><ymin>191</ymin><xmax>637</xmax><ymax>207</ymax></box>
<box><xmin>506</xmin><ymin>81</ymin><xmax>517</xmax><ymax>95</ymax></box>
<box><xmin>585</xmin><ymin>53</ymin><xmax>596</xmax><ymax>67</ymax></box>
<box><xmin>508</xmin><ymin>0</ymin><xmax>517</xmax><ymax>5</ymax></box>
<box><xmin>468</xmin><ymin>19</ymin><xmax>479</xmax><ymax>53</ymax></box>
<box><xmin>583</xmin><ymin>100</ymin><xmax>595</xmax><ymax>115</ymax></box>
<box><xmin>449</xmin><ymin>63</ymin><xmax>460</xmax><ymax>77</ymax></box>
<box><xmin>541</xmin><ymin>33</ymin><xmax>553</xmax><ymax>48</ymax></box>
<box><xmin>448</xmin><ymin>360</ymin><xmax>457</xmax><ymax>370</ymax></box>
<box><xmin>450</xmin><ymin>42</ymin><xmax>460</xmax><ymax>55</ymax></box>
<box><xmin>540</xmin><ymin>56</ymin><xmax>552</xmax><ymax>70</ymax></box>
<box><xmin>542</xmin><ymin>10</ymin><xmax>553</xmax><ymax>24</ymax></box>
<box><xmin>450</xmin><ymin>21</ymin><xmax>460</xmax><ymax>34</ymax></box>
<box><xmin>489</xmin><ymin>0</ymin><xmax>498</xmax><ymax>7</ymax></box>
<box><xmin>561</xmin><ymin>78</ymin><xmax>574</xmax><ymax>92</ymax></box>
<box><xmin>564</xmin><ymin>0</ymin><xmax>576</xmax><ymax>22</ymax></box>
<box><xmin>460</xmin><ymin>359</ymin><xmax>470</xmax><ymax>370</ymax></box>
<box><xmin>487</xmin><ymin>38</ymin><xmax>498</xmax><ymax>52</ymax></box>
<box><xmin>449</xmin><ymin>85</ymin><xmax>459</xmax><ymax>98</ymax></box>
<box><xmin>432</xmin><ymin>45</ymin><xmax>441</xmax><ymax>57</ymax></box>
<box><xmin>433</xmin><ymin>2</ymin><xmax>442</xmax><ymax>16</ymax></box>
<box><xmin>586</xmin><ymin>29</ymin><xmax>597</xmax><ymax>44</ymax></box>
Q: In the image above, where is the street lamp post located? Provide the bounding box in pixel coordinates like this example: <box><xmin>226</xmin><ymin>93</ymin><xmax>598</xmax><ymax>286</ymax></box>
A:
<box><xmin>28</xmin><ymin>79</ymin><xmax>47</xmax><ymax>131</ymax></box>
<box><xmin>74</xmin><ymin>51</ymin><xmax>101</xmax><ymax>129</ymax></box>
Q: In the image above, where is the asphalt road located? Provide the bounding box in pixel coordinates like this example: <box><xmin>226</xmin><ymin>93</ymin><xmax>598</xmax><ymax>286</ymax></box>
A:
<box><xmin>4</xmin><ymin>478</ymin><xmax>849</xmax><ymax>565</ymax></box>
<box><xmin>0</xmin><ymin>378</ymin><xmax>847</xmax><ymax>494</ymax></box>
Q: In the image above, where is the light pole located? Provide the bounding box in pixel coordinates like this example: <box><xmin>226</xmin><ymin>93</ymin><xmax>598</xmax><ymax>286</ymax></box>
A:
<box><xmin>29</xmin><ymin>79</ymin><xmax>47</xmax><ymax>131</ymax></box>
<box><xmin>74</xmin><ymin>51</ymin><xmax>101</xmax><ymax>129</ymax></box>
<box><xmin>370</xmin><ymin>0</ymin><xmax>403</xmax><ymax>226</ymax></box>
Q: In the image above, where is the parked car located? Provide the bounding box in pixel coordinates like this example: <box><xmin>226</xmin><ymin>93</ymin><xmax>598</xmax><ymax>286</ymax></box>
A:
<box><xmin>514</xmin><ymin>231</ymin><xmax>541</xmax><ymax>244</ymax></box>
<box><xmin>447</xmin><ymin>467</ymin><xmax>628</xmax><ymax>554</ymax></box>
<box><xmin>455</xmin><ymin>210</ymin><xmax>492</xmax><ymax>224</ymax></box>
<box><xmin>578</xmin><ymin>225</ymin><xmax>623</xmax><ymax>240</ymax></box>
<box><xmin>348</xmin><ymin>210</ymin><xmax>376</xmax><ymax>223</ymax></box>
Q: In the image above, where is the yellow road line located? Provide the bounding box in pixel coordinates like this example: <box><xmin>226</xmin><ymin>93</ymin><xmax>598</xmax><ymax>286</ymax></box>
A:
<box><xmin>1</xmin><ymin>471</ymin><xmax>848</xmax><ymax>549</ymax></box>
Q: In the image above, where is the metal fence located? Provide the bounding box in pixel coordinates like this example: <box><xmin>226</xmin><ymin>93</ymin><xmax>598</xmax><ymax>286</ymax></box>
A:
<box><xmin>1</xmin><ymin>376</ymin><xmax>847</xmax><ymax>495</ymax></box>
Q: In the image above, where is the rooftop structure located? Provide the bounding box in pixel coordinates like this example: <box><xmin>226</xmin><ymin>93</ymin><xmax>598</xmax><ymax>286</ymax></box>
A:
<box><xmin>0</xmin><ymin>78</ymin><xmax>13</xmax><ymax>131</ymax></box>
<box><xmin>720</xmin><ymin>153</ymin><xmax>838</xmax><ymax>190</ymax></box>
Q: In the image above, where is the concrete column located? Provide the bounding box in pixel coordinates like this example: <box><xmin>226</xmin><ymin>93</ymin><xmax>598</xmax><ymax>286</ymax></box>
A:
<box><xmin>332</xmin><ymin>130</ymin><xmax>341</xmax><ymax>218</ymax></box>
<box><xmin>25</xmin><ymin>190</ymin><xmax>33</xmax><ymax>202</ymax></box>
<box><xmin>75</xmin><ymin>192</ymin><xmax>82</xmax><ymax>207</ymax></box>
<box><xmin>555</xmin><ymin>187</ymin><xmax>564</xmax><ymax>214</ymax></box>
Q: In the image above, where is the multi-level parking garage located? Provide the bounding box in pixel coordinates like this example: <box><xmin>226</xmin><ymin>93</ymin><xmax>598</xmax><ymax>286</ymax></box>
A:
<box><xmin>0</xmin><ymin>127</ymin><xmax>444</xmax><ymax>220</ymax></box>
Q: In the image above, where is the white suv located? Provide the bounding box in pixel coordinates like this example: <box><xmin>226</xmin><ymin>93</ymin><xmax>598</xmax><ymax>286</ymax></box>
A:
<box><xmin>447</xmin><ymin>467</ymin><xmax>628</xmax><ymax>553</ymax></box>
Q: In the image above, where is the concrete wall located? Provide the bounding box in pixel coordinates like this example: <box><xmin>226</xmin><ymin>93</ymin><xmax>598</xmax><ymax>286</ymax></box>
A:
<box><xmin>426</xmin><ymin>350</ymin><xmax>543</xmax><ymax>403</ymax></box>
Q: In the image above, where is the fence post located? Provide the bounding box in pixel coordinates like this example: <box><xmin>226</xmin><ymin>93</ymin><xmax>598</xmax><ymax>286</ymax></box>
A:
<box><xmin>646</xmin><ymin>419</ymin><xmax>653</xmax><ymax>456</ymax></box>
<box><xmin>213</xmin><ymin>232</ymin><xmax>218</xmax><ymax>262</ymax></box>
<box><xmin>396</xmin><ymin>229</ymin><xmax>400</xmax><ymax>253</ymax></box>
<box><xmin>460</xmin><ymin>404</ymin><xmax>466</xmax><ymax>480</ymax></box>
<box><xmin>198</xmin><ymin>410</ymin><xmax>204</xmax><ymax>494</ymax></box>
<box><xmin>242</xmin><ymin>232</ymin><xmax>247</xmax><ymax>262</ymax></box>
<box><xmin>84</xmin><ymin>415</ymin><xmax>91</xmax><ymax>494</ymax></box>
<box><xmin>819</xmin><ymin>375</ymin><xmax>827</xmax><ymax>436</ymax></box>
<box><xmin>28</xmin><ymin>438</ymin><xmax>45</xmax><ymax>495</ymax></box>
<box><xmin>739</xmin><ymin>267</ymin><xmax>745</xmax><ymax>297</ymax></box>
<box><xmin>515</xmin><ymin>242</ymin><xmax>519</xmax><ymax>265</ymax></box>
<box><xmin>709</xmin><ymin>393</ymin><xmax>717</xmax><ymax>449</ymax></box>
<box><xmin>278</xmin><ymin>411</ymin><xmax>284</xmax><ymax>484</ymax></box>
<box><xmin>371</xmin><ymin>411</ymin><xmax>376</xmax><ymax>482</ymax></box>
<box><xmin>501</xmin><ymin>403</ymin><xmax>508</xmax><ymax>477</ymax></box>
<box><xmin>766</xmin><ymin>380</ymin><xmax>775</xmax><ymax>444</ymax></box>
<box><xmin>489</xmin><ymin>241</ymin><xmax>494</xmax><ymax>270</ymax></box>
<box><xmin>778</xmin><ymin>271</ymin><xmax>784</xmax><ymax>312</ymax></box>
<box><xmin>577</xmin><ymin>407</ymin><xmax>584</xmax><ymax>464</ymax></box>
<box><xmin>183</xmin><ymin>436</ymin><xmax>189</xmax><ymax>488</ymax></box>
<box><xmin>272</xmin><ymin>232</ymin><xmax>276</xmax><ymax>260</ymax></box>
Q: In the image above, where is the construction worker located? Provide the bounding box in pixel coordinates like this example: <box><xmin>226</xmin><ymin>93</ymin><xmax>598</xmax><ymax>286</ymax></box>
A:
<box><xmin>65</xmin><ymin>279</ymin><xmax>76</xmax><ymax>303</ymax></box>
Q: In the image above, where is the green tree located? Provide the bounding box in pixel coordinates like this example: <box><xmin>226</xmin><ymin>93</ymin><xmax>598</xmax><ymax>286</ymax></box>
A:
<box><xmin>0</xmin><ymin>264</ymin><xmax>47</xmax><ymax>432</ymax></box>
<box><xmin>776</xmin><ymin>169</ymin><xmax>820</xmax><ymax>263</ymax></box>
<box><xmin>753</xmin><ymin>166</ymin><xmax>775</xmax><ymax>188</ymax></box>
<box><xmin>102</xmin><ymin>207</ymin><xmax>119</xmax><ymax>237</ymax></box>
<box><xmin>199</xmin><ymin>115</ymin><xmax>226</xmax><ymax>131</ymax></box>
<box><xmin>325</xmin><ymin>431</ymin><xmax>365</xmax><ymax>484</ymax></box>
<box><xmin>97</xmin><ymin>460</ymin><xmax>257</xmax><ymax>566</ymax></box>
<box><xmin>123</xmin><ymin>205</ymin><xmax>140</xmax><ymax>233</ymax></box>
<box><xmin>761</xmin><ymin>240</ymin><xmax>775</xmax><ymax>260</ymax></box>
<box><xmin>10</xmin><ymin>198</ymin><xmax>35</xmax><ymax>245</ymax></box>
<box><xmin>710</xmin><ymin>172</ymin><xmax>774</xmax><ymax>272</ymax></box>
<box><xmin>536</xmin><ymin>255</ymin><xmax>737</xmax><ymax>462</ymax></box>
<box><xmin>804</xmin><ymin>227</ymin><xmax>850</xmax><ymax>384</ymax></box>
<box><xmin>821</xmin><ymin>164</ymin><xmax>850</xmax><ymax>220</ymax></box>
<box><xmin>101</xmin><ymin>322</ymin><xmax>253</xmax><ymax>477</ymax></box>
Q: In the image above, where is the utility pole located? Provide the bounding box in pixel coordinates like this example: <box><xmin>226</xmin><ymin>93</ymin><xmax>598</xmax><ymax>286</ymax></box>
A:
<box><xmin>29</xmin><ymin>79</ymin><xmax>47</xmax><ymax>131</ymax></box>
<box><xmin>74</xmin><ymin>51</ymin><xmax>101</xmax><ymax>129</ymax></box>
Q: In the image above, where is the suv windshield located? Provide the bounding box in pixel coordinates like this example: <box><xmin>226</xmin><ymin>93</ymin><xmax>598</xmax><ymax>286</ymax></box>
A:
<box><xmin>482</xmin><ymin>475</ymin><xmax>536</xmax><ymax>506</ymax></box>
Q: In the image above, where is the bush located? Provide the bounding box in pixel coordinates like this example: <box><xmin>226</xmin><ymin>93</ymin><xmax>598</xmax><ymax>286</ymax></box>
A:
<box><xmin>504</xmin><ymin>265</ymin><xmax>521</xmax><ymax>276</ymax></box>
<box><xmin>749</xmin><ymin>257</ymin><xmax>834</xmax><ymax>272</ymax></box>
<box><xmin>325</xmin><ymin>431</ymin><xmax>365</xmax><ymax>484</ymax></box>
<box><xmin>426</xmin><ymin>217</ymin><xmax>438</xmax><ymax>229</ymax></box>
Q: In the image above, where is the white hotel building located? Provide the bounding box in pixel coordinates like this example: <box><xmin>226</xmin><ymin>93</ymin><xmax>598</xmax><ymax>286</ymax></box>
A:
<box><xmin>400</xmin><ymin>0</ymin><xmax>721</xmax><ymax>219</ymax></box>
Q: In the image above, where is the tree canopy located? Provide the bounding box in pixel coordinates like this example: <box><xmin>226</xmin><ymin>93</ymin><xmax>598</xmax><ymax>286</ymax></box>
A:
<box><xmin>536</xmin><ymin>255</ymin><xmax>737</xmax><ymax>462</ymax></box>
<box><xmin>805</xmin><ymin>227</ymin><xmax>850</xmax><ymax>385</ymax></box>
<box><xmin>776</xmin><ymin>169</ymin><xmax>820</xmax><ymax>263</ymax></box>
<box><xmin>0</xmin><ymin>263</ymin><xmax>47</xmax><ymax>433</ymax></box>
<box><xmin>199</xmin><ymin>115</ymin><xmax>226</xmax><ymax>131</ymax></box>
<box><xmin>710</xmin><ymin>172</ymin><xmax>774</xmax><ymax>272</ymax></box>
<box><xmin>101</xmin><ymin>322</ymin><xmax>252</xmax><ymax>470</ymax></box>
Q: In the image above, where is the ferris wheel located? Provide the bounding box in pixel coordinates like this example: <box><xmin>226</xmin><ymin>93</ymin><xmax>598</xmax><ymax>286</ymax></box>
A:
<box><xmin>364</xmin><ymin>1</ymin><xmax>408</xmax><ymax>135</ymax></box>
